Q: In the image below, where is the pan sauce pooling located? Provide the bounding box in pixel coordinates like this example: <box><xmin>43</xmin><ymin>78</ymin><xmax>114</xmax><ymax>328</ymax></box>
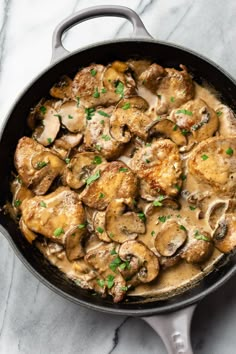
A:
<box><xmin>10</xmin><ymin>60</ymin><xmax>236</xmax><ymax>303</ymax></box>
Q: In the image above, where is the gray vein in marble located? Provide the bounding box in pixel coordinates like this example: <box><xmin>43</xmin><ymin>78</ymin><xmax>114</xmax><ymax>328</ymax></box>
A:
<box><xmin>0</xmin><ymin>0</ymin><xmax>12</xmax><ymax>76</ymax></box>
<box><xmin>113</xmin><ymin>0</ymin><xmax>155</xmax><ymax>38</ymax></box>
<box><xmin>108</xmin><ymin>317</ymin><xmax>129</xmax><ymax>354</ymax></box>
<box><xmin>0</xmin><ymin>256</ymin><xmax>15</xmax><ymax>339</ymax></box>
<box><xmin>165</xmin><ymin>0</ymin><xmax>194</xmax><ymax>40</ymax></box>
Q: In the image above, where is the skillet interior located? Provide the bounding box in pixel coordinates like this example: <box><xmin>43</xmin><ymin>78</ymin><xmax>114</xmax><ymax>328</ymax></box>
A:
<box><xmin>1</xmin><ymin>39</ymin><xmax>236</xmax><ymax>316</ymax></box>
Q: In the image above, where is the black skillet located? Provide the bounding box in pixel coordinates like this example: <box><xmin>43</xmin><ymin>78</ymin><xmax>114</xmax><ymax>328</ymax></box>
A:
<box><xmin>1</xmin><ymin>6</ymin><xmax>236</xmax><ymax>354</ymax></box>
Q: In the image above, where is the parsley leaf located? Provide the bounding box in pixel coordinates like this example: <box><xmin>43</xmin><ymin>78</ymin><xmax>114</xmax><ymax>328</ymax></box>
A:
<box><xmin>98</xmin><ymin>110</ymin><xmax>110</xmax><ymax>117</ymax></box>
<box><xmin>93</xmin><ymin>156</ymin><xmax>102</xmax><ymax>165</ymax></box>
<box><xmin>14</xmin><ymin>199</ymin><xmax>21</xmax><ymax>207</ymax></box>
<box><xmin>226</xmin><ymin>147</ymin><xmax>234</xmax><ymax>156</ymax></box>
<box><xmin>106</xmin><ymin>275</ymin><xmax>115</xmax><ymax>289</ymax></box>
<box><xmin>96</xmin><ymin>227</ymin><xmax>104</xmax><ymax>234</ymax></box>
<box><xmin>53</xmin><ymin>228</ymin><xmax>64</xmax><ymax>237</ymax></box>
<box><xmin>90</xmin><ymin>68</ymin><xmax>97</xmax><ymax>76</ymax></box>
<box><xmin>153</xmin><ymin>195</ymin><xmax>164</xmax><ymax>207</ymax></box>
<box><xmin>40</xmin><ymin>201</ymin><xmax>47</xmax><ymax>208</ymax></box>
<box><xmin>122</xmin><ymin>102</ymin><xmax>131</xmax><ymax>110</ymax></box>
<box><xmin>85</xmin><ymin>107</ymin><xmax>95</xmax><ymax>120</ymax></box>
<box><xmin>101</xmin><ymin>135</ymin><xmax>111</xmax><ymax>141</ymax></box>
<box><xmin>115</xmin><ymin>81</ymin><xmax>124</xmax><ymax>97</ymax></box>
<box><xmin>201</xmin><ymin>154</ymin><xmax>209</xmax><ymax>160</ymax></box>
<box><xmin>86</xmin><ymin>170</ymin><xmax>100</xmax><ymax>185</ymax></box>
<box><xmin>93</xmin><ymin>87</ymin><xmax>100</xmax><ymax>98</ymax></box>
<box><xmin>40</xmin><ymin>106</ymin><xmax>46</xmax><ymax>114</ymax></box>
<box><xmin>158</xmin><ymin>216</ymin><xmax>167</xmax><ymax>223</ymax></box>
<box><xmin>176</xmin><ymin>109</ymin><xmax>193</xmax><ymax>116</ymax></box>
<box><xmin>36</xmin><ymin>161</ymin><xmax>48</xmax><ymax>169</ymax></box>
<box><xmin>119</xmin><ymin>167</ymin><xmax>128</xmax><ymax>172</ymax></box>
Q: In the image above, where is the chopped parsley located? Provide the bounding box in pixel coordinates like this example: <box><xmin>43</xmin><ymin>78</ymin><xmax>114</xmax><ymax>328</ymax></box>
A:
<box><xmin>109</xmin><ymin>233</ymin><xmax>114</xmax><ymax>238</ymax></box>
<box><xmin>145</xmin><ymin>159</ymin><xmax>150</xmax><ymax>163</ymax></box>
<box><xmin>14</xmin><ymin>199</ymin><xmax>21</xmax><ymax>207</ymax></box>
<box><xmin>201</xmin><ymin>154</ymin><xmax>209</xmax><ymax>161</ymax></box>
<box><xmin>65</xmin><ymin>158</ymin><xmax>70</xmax><ymax>164</ymax></box>
<box><xmin>115</xmin><ymin>81</ymin><xmax>124</xmax><ymax>97</ymax></box>
<box><xmin>86</xmin><ymin>170</ymin><xmax>100</xmax><ymax>185</ymax></box>
<box><xmin>98</xmin><ymin>110</ymin><xmax>110</xmax><ymax>117</ymax></box>
<box><xmin>153</xmin><ymin>195</ymin><xmax>164</xmax><ymax>207</ymax></box>
<box><xmin>47</xmin><ymin>138</ymin><xmax>52</xmax><ymax>144</ymax></box>
<box><xmin>110</xmin><ymin>248</ymin><xmax>117</xmax><ymax>255</ymax></box>
<box><xmin>151</xmin><ymin>230</ymin><xmax>155</xmax><ymax>237</ymax></box>
<box><xmin>40</xmin><ymin>105</ymin><xmax>46</xmax><ymax>114</ymax></box>
<box><xmin>119</xmin><ymin>260</ymin><xmax>130</xmax><ymax>270</ymax></box>
<box><xmin>40</xmin><ymin>201</ymin><xmax>47</xmax><ymax>208</ymax></box>
<box><xmin>121</xmin><ymin>286</ymin><xmax>128</xmax><ymax>291</ymax></box>
<box><xmin>96</xmin><ymin>227</ymin><xmax>104</xmax><ymax>234</ymax></box>
<box><xmin>90</xmin><ymin>68</ymin><xmax>97</xmax><ymax>76</ymax></box>
<box><xmin>146</xmin><ymin>143</ymin><xmax>152</xmax><ymax>147</ymax></box>
<box><xmin>174</xmin><ymin>184</ymin><xmax>181</xmax><ymax>191</ymax></box>
<box><xmin>95</xmin><ymin>144</ymin><xmax>102</xmax><ymax>151</ymax></box>
<box><xmin>170</xmin><ymin>96</ymin><xmax>175</xmax><ymax>102</ymax></box>
<box><xmin>106</xmin><ymin>275</ymin><xmax>115</xmax><ymax>289</ymax></box>
<box><xmin>119</xmin><ymin>167</ymin><xmax>128</xmax><ymax>172</ymax></box>
<box><xmin>101</xmin><ymin>87</ymin><xmax>107</xmax><ymax>94</ymax></box>
<box><xmin>181</xmin><ymin>174</ymin><xmax>187</xmax><ymax>181</ymax></box>
<box><xmin>109</xmin><ymin>257</ymin><xmax>122</xmax><ymax>272</ymax></box>
<box><xmin>173</xmin><ymin>124</ymin><xmax>178</xmax><ymax>131</ymax></box>
<box><xmin>176</xmin><ymin>109</ymin><xmax>193</xmax><ymax>116</ymax></box>
<box><xmin>180</xmin><ymin>225</ymin><xmax>187</xmax><ymax>231</ymax></box>
<box><xmin>93</xmin><ymin>87</ymin><xmax>100</xmax><ymax>98</ymax></box>
<box><xmin>36</xmin><ymin>161</ymin><xmax>48</xmax><ymax>169</ymax></box>
<box><xmin>68</xmin><ymin>114</ymin><xmax>73</xmax><ymax>119</ymax></box>
<box><xmin>99</xmin><ymin>192</ymin><xmax>105</xmax><ymax>199</ymax></box>
<box><xmin>226</xmin><ymin>147</ymin><xmax>234</xmax><ymax>156</ymax></box>
<box><xmin>138</xmin><ymin>212</ymin><xmax>146</xmax><ymax>221</ymax></box>
<box><xmin>181</xmin><ymin>129</ymin><xmax>189</xmax><ymax>136</ymax></box>
<box><xmin>100</xmin><ymin>120</ymin><xmax>105</xmax><ymax>125</ymax></box>
<box><xmin>53</xmin><ymin>227</ymin><xmax>64</xmax><ymax>237</ymax></box>
<box><xmin>216</xmin><ymin>110</ymin><xmax>222</xmax><ymax>117</ymax></box>
<box><xmin>85</xmin><ymin>107</ymin><xmax>95</xmax><ymax>120</ymax></box>
<box><xmin>78</xmin><ymin>224</ymin><xmax>86</xmax><ymax>229</ymax></box>
<box><xmin>101</xmin><ymin>135</ymin><xmax>111</xmax><ymax>141</ymax></box>
<box><xmin>122</xmin><ymin>102</ymin><xmax>131</xmax><ymax>110</ymax></box>
<box><xmin>76</xmin><ymin>96</ymin><xmax>80</xmax><ymax>107</ymax></box>
<box><xmin>194</xmin><ymin>230</ymin><xmax>211</xmax><ymax>242</ymax></box>
<box><xmin>97</xmin><ymin>279</ymin><xmax>105</xmax><ymax>287</ymax></box>
<box><xmin>189</xmin><ymin>205</ymin><xmax>196</xmax><ymax>211</ymax></box>
<box><xmin>158</xmin><ymin>216</ymin><xmax>167</xmax><ymax>223</ymax></box>
<box><xmin>93</xmin><ymin>156</ymin><xmax>102</xmax><ymax>165</ymax></box>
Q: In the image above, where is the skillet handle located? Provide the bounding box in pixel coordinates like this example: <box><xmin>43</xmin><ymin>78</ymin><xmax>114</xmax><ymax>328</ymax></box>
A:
<box><xmin>51</xmin><ymin>5</ymin><xmax>152</xmax><ymax>63</ymax></box>
<box><xmin>142</xmin><ymin>305</ymin><xmax>196</xmax><ymax>354</ymax></box>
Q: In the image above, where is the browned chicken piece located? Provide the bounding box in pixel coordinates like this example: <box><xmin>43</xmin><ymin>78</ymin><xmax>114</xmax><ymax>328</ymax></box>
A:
<box><xmin>110</xmin><ymin>96</ymin><xmax>152</xmax><ymax>142</ymax></box>
<box><xmin>130</xmin><ymin>139</ymin><xmax>182</xmax><ymax>199</ymax></box>
<box><xmin>31</xmin><ymin>102</ymin><xmax>61</xmax><ymax>146</ymax></box>
<box><xmin>83</xmin><ymin>108</ymin><xmax>125</xmax><ymax>160</ymax></box>
<box><xmin>21</xmin><ymin>187</ymin><xmax>86</xmax><ymax>261</ymax></box>
<box><xmin>85</xmin><ymin>243</ymin><xmax>127</xmax><ymax>303</ymax></box>
<box><xmin>139</xmin><ymin>63</ymin><xmax>166</xmax><ymax>91</ymax></box>
<box><xmin>149</xmin><ymin>119</ymin><xmax>187</xmax><ymax>146</ymax></box>
<box><xmin>119</xmin><ymin>240</ymin><xmax>160</xmax><ymax>283</ymax></box>
<box><xmin>57</xmin><ymin>101</ymin><xmax>86</xmax><ymax>133</ymax></box>
<box><xmin>217</xmin><ymin>105</ymin><xmax>236</xmax><ymax>137</ymax></box>
<box><xmin>11</xmin><ymin>177</ymin><xmax>34</xmax><ymax>215</ymax></box>
<box><xmin>181</xmin><ymin>229</ymin><xmax>213</xmax><ymax>263</ymax></box>
<box><xmin>170</xmin><ymin>98</ymin><xmax>219</xmax><ymax>142</ymax></box>
<box><xmin>49</xmin><ymin>75</ymin><xmax>73</xmax><ymax>99</ymax></box>
<box><xmin>62</xmin><ymin>152</ymin><xmax>106</xmax><ymax>189</ymax></box>
<box><xmin>80</xmin><ymin>161</ymin><xmax>138</xmax><ymax>210</ymax></box>
<box><xmin>105</xmin><ymin>198</ymin><xmax>146</xmax><ymax>243</ymax></box>
<box><xmin>188</xmin><ymin>136</ymin><xmax>236</xmax><ymax>195</ymax></box>
<box><xmin>14</xmin><ymin>137</ymin><xmax>65</xmax><ymax>195</ymax></box>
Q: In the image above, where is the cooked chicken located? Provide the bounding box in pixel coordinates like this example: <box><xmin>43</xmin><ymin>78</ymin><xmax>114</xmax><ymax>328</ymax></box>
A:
<box><xmin>80</xmin><ymin>161</ymin><xmax>138</xmax><ymax>210</ymax></box>
<box><xmin>62</xmin><ymin>152</ymin><xmax>106</xmax><ymax>189</ymax></box>
<box><xmin>14</xmin><ymin>137</ymin><xmax>65</xmax><ymax>195</ymax></box>
<box><xmin>181</xmin><ymin>230</ymin><xmax>213</xmax><ymax>263</ymax></box>
<box><xmin>139</xmin><ymin>63</ymin><xmax>166</xmax><ymax>91</ymax></box>
<box><xmin>130</xmin><ymin>139</ymin><xmax>182</xmax><ymax>199</ymax></box>
<box><xmin>188</xmin><ymin>136</ymin><xmax>236</xmax><ymax>195</ymax></box>
<box><xmin>217</xmin><ymin>105</ymin><xmax>236</xmax><ymax>137</ymax></box>
<box><xmin>50</xmin><ymin>75</ymin><xmax>73</xmax><ymax>99</ymax></box>
<box><xmin>84</xmin><ymin>108</ymin><xmax>124</xmax><ymax>160</ymax></box>
<box><xmin>85</xmin><ymin>243</ymin><xmax>127</xmax><ymax>303</ymax></box>
<box><xmin>170</xmin><ymin>98</ymin><xmax>218</xmax><ymax>142</ymax></box>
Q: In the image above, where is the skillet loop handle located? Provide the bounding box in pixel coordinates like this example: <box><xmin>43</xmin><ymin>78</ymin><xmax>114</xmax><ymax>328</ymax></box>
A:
<box><xmin>142</xmin><ymin>305</ymin><xmax>196</xmax><ymax>354</ymax></box>
<box><xmin>51</xmin><ymin>5</ymin><xmax>152</xmax><ymax>63</ymax></box>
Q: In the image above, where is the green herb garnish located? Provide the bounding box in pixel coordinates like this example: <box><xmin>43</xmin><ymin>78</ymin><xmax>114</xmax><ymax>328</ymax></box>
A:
<box><xmin>109</xmin><ymin>257</ymin><xmax>122</xmax><ymax>272</ymax></box>
<box><xmin>151</xmin><ymin>231</ymin><xmax>155</xmax><ymax>237</ymax></box>
<box><xmin>40</xmin><ymin>106</ymin><xmax>46</xmax><ymax>114</ymax></box>
<box><xmin>100</xmin><ymin>120</ymin><xmax>105</xmax><ymax>125</ymax></box>
<box><xmin>90</xmin><ymin>68</ymin><xmax>97</xmax><ymax>77</ymax></box>
<box><xmin>96</xmin><ymin>227</ymin><xmax>104</xmax><ymax>234</ymax></box>
<box><xmin>158</xmin><ymin>216</ymin><xmax>167</xmax><ymax>223</ymax></box>
<box><xmin>101</xmin><ymin>135</ymin><xmax>111</xmax><ymax>141</ymax></box>
<box><xmin>138</xmin><ymin>212</ymin><xmax>146</xmax><ymax>221</ymax></box>
<box><xmin>85</xmin><ymin>107</ymin><xmax>95</xmax><ymax>120</ymax></box>
<box><xmin>47</xmin><ymin>138</ymin><xmax>52</xmax><ymax>144</ymax></box>
<box><xmin>97</xmin><ymin>279</ymin><xmax>105</xmax><ymax>287</ymax></box>
<box><xmin>216</xmin><ymin>111</ymin><xmax>222</xmax><ymax>117</ymax></box>
<box><xmin>115</xmin><ymin>81</ymin><xmax>124</xmax><ymax>97</ymax></box>
<box><xmin>201</xmin><ymin>154</ymin><xmax>209</xmax><ymax>161</ymax></box>
<box><xmin>173</xmin><ymin>124</ymin><xmax>178</xmax><ymax>131</ymax></box>
<box><xmin>76</xmin><ymin>96</ymin><xmax>80</xmax><ymax>107</ymax></box>
<box><xmin>68</xmin><ymin>114</ymin><xmax>73</xmax><ymax>119</ymax></box>
<box><xmin>53</xmin><ymin>227</ymin><xmax>64</xmax><ymax>237</ymax></box>
<box><xmin>170</xmin><ymin>96</ymin><xmax>175</xmax><ymax>102</ymax></box>
<box><xmin>226</xmin><ymin>147</ymin><xmax>234</xmax><ymax>156</ymax></box>
<box><xmin>93</xmin><ymin>87</ymin><xmax>100</xmax><ymax>98</ymax></box>
<box><xmin>174</xmin><ymin>184</ymin><xmax>181</xmax><ymax>191</ymax></box>
<box><xmin>86</xmin><ymin>170</ymin><xmax>100</xmax><ymax>185</ymax></box>
<box><xmin>98</xmin><ymin>110</ymin><xmax>110</xmax><ymax>117</ymax></box>
<box><xmin>101</xmin><ymin>88</ymin><xmax>107</xmax><ymax>93</ymax></box>
<box><xmin>95</xmin><ymin>144</ymin><xmax>102</xmax><ymax>151</ymax></box>
<box><xmin>119</xmin><ymin>167</ymin><xmax>128</xmax><ymax>172</ymax></box>
<box><xmin>106</xmin><ymin>275</ymin><xmax>115</xmax><ymax>289</ymax></box>
<box><xmin>122</xmin><ymin>102</ymin><xmax>131</xmax><ymax>110</ymax></box>
<box><xmin>93</xmin><ymin>156</ymin><xmax>102</xmax><ymax>165</ymax></box>
<box><xmin>180</xmin><ymin>225</ymin><xmax>187</xmax><ymax>231</ymax></box>
<box><xmin>65</xmin><ymin>158</ymin><xmax>70</xmax><ymax>164</ymax></box>
<box><xmin>99</xmin><ymin>192</ymin><xmax>105</xmax><ymax>199</ymax></box>
<box><xmin>121</xmin><ymin>286</ymin><xmax>128</xmax><ymax>291</ymax></box>
<box><xmin>78</xmin><ymin>224</ymin><xmax>86</xmax><ymax>229</ymax></box>
<box><xmin>36</xmin><ymin>161</ymin><xmax>48</xmax><ymax>169</ymax></box>
<box><xmin>14</xmin><ymin>199</ymin><xmax>21</xmax><ymax>207</ymax></box>
<box><xmin>194</xmin><ymin>230</ymin><xmax>211</xmax><ymax>242</ymax></box>
<box><xmin>40</xmin><ymin>201</ymin><xmax>47</xmax><ymax>208</ymax></box>
<box><xmin>181</xmin><ymin>129</ymin><xmax>189</xmax><ymax>136</ymax></box>
<box><xmin>189</xmin><ymin>205</ymin><xmax>196</xmax><ymax>210</ymax></box>
<box><xmin>153</xmin><ymin>195</ymin><xmax>164</xmax><ymax>207</ymax></box>
<box><xmin>176</xmin><ymin>109</ymin><xmax>193</xmax><ymax>116</ymax></box>
<box><xmin>110</xmin><ymin>248</ymin><xmax>117</xmax><ymax>255</ymax></box>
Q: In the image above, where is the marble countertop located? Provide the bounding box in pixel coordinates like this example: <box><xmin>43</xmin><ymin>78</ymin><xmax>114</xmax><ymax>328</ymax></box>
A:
<box><xmin>1</xmin><ymin>0</ymin><xmax>236</xmax><ymax>353</ymax></box>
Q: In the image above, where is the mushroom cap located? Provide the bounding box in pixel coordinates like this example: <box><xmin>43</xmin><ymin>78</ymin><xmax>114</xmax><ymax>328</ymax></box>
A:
<box><xmin>93</xmin><ymin>211</ymin><xmax>112</xmax><ymax>243</ymax></box>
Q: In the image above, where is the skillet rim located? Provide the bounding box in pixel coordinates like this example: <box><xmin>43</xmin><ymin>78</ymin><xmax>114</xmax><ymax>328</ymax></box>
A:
<box><xmin>1</xmin><ymin>37</ymin><xmax>236</xmax><ymax>316</ymax></box>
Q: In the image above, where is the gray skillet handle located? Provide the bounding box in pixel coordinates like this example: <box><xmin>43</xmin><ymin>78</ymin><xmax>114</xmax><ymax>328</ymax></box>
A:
<box><xmin>51</xmin><ymin>5</ymin><xmax>152</xmax><ymax>63</ymax></box>
<box><xmin>142</xmin><ymin>305</ymin><xmax>196</xmax><ymax>354</ymax></box>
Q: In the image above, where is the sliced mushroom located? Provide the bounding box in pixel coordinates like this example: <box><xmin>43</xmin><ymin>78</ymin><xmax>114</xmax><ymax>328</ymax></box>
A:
<box><xmin>139</xmin><ymin>63</ymin><xmax>166</xmax><ymax>92</ymax></box>
<box><xmin>50</xmin><ymin>75</ymin><xmax>72</xmax><ymax>99</ymax></box>
<box><xmin>213</xmin><ymin>215</ymin><xmax>236</xmax><ymax>253</ymax></box>
<box><xmin>110</xmin><ymin>97</ymin><xmax>152</xmax><ymax>142</ymax></box>
<box><xmin>130</xmin><ymin>139</ymin><xmax>182</xmax><ymax>199</ymax></box>
<box><xmin>159</xmin><ymin>254</ymin><xmax>181</xmax><ymax>269</ymax></box>
<box><xmin>105</xmin><ymin>198</ymin><xmax>145</xmax><ymax>243</ymax></box>
<box><xmin>149</xmin><ymin>119</ymin><xmax>187</xmax><ymax>146</ymax></box>
<box><xmin>119</xmin><ymin>240</ymin><xmax>159</xmax><ymax>283</ymax></box>
<box><xmin>93</xmin><ymin>211</ymin><xmax>111</xmax><ymax>242</ymax></box>
<box><xmin>11</xmin><ymin>177</ymin><xmax>34</xmax><ymax>214</ymax></box>
<box><xmin>14</xmin><ymin>137</ymin><xmax>65</xmax><ymax>195</ymax></box>
<box><xmin>84</xmin><ymin>108</ymin><xmax>124</xmax><ymax>160</ymax></box>
<box><xmin>62</xmin><ymin>152</ymin><xmax>106</xmax><ymax>189</ymax></box>
<box><xmin>32</xmin><ymin>104</ymin><xmax>60</xmax><ymax>146</ymax></box>
<box><xmin>80</xmin><ymin>161</ymin><xmax>138</xmax><ymax>210</ymax></box>
<box><xmin>206</xmin><ymin>200</ymin><xmax>228</xmax><ymax>230</ymax></box>
<box><xmin>19</xmin><ymin>218</ymin><xmax>37</xmax><ymax>244</ymax></box>
<box><xmin>154</xmin><ymin>221</ymin><xmax>187</xmax><ymax>257</ymax></box>
<box><xmin>181</xmin><ymin>230</ymin><xmax>213</xmax><ymax>263</ymax></box>
<box><xmin>65</xmin><ymin>225</ymin><xmax>86</xmax><ymax>261</ymax></box>
<box><xmin>21</xmin><ymin>187</ymin><xmax>85</xmax><ymax>247</ymax></box>
<box><xmin>170</xmin><ymin>98</ymin><xmax>218</xmax><ymax>142</ymax></box>
<box><xmin>57</xmin><ymin>101</ymin><xmax>86</xmax><ymax>133</ymax></box>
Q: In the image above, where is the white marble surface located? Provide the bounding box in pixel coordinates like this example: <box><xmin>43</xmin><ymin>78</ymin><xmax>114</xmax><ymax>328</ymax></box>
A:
<box><xmin>1</xmin><ymin>0</ymin><xmax>236</xmax><ymax>353</ymax></box>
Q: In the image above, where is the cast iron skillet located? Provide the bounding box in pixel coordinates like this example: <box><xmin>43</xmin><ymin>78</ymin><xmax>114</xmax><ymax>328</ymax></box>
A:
<box><xmin>1</xmin><ymin>6</ymin><xmax>236</xmax><ymax>354</ymax></box>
